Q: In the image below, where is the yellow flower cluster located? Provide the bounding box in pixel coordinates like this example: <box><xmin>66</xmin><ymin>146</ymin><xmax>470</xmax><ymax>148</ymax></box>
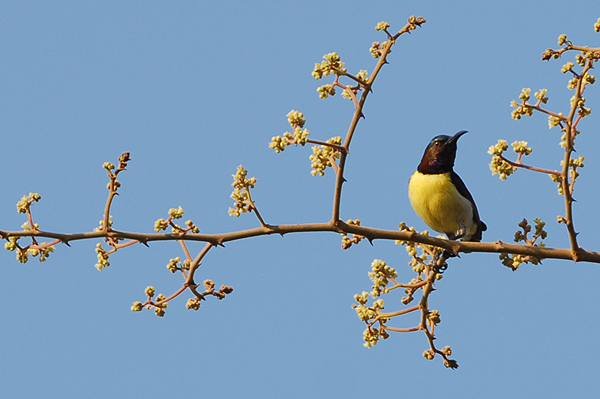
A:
<box><xmin>154</xmin><ymin>294</ymin><xmax>168</xmax><ymax>317</ymax></box>
<box><xmin>184</xmin><ymin>220</ymin><xmax>200</xmax><ymax>234</ymax></box>
<box><xmin>369</xmin><ymin>41</ymin><xmax>387</xmax><ymax>58</ymax></box>
<box><xmin>352</xmin><ymin>260</ymin><xmax>397</xmax><ymax>348</ymax></box>
<box><xmin>499</xmin><ymin>253</ymin><xmax>541</xmax><ymax>270</ymax></box>
<box><xmin>428</xmin><ymin>309</ymin><xmax>441</xmax><ymax>325</ymax></box>
<box><xmin>548</xmin><ymin>113</ymin><xmax>564</xmax><ymax>129</ymax></box>
<box><xmin>287</xmin><ymin>109</ymin><xmax>305</xmax><ymax>127</ymax></box>
<box><xmin>28</xmin><ymin>245</ymin><xmax>53</xmax><ymax>262</ymax></box>
<box><xmin>558</xmin><ymin>34</ymin><xmax>568</xmax><ymax>46</ymax></box>
<box><xmin>519</xmin><ymin>88</ymin><xmax>531</xmax><ymax>101</ymax></box>
<box><xmin>4</xmin><ymin>238</ymin><xmax>17</xmax><ymax>252</ymax></box>
<box><xmin>316</xmin><ymin>84</ymin><xmax>335</xmax><ymax>99</ymax></box>
<box><xmin>132</xmin><ymin>286</ymin><xmax>169</xmax><ymax>316</ymax></box>
<box><xmin>228</xmin><ymin>165</ymin><xmax>256</xmax><ymax>217</ymax></box>
<box><xmin>362</xmin><ymin>326</ymin><xmax>387</xmax><ymax>348</ymax></box>
<box><xmin>168</xmin><ymin>206</ymin><xmax>184</xmax><ymax>219</ymax></box>
<box><xmin>375</xmin><ymin>21</ymin><xmax>390</xmax><ymax>31</ymax></box>
<box><xmin>341</xmin><ymin>87</ymin><xmax>355</xmax><ymax>100</ymax></box>
<box><xmin>510</xmin><ymin>88</ymin><xmax>534</xmax><ymax>119</ymax></box>
<box><xmin>407</xmin><ymin>15</ymin><xmax>425</xmax><ymax>30</ymax></box>
<box><xmin>353</xmin><ymin>294</ymin><xmax>389</xmax><ymax>347</ymax></box>
<box><xmin>4</xmin><ymin>237</ymin><xmax>55</xmax><ymax>264</ymax></box>
<box><xmin>21</xmin><ymin>221</ymin><xmax>38</xmax><ymax>231</ymax></box>
<box><xmin>488</xmin><ymin>156</ymin><xmax>514</xmax><ymax>181</ymax></box>
<box><xmin>341</xmin><ymin>219</ymin><xmax>363</xmax><ymax>249</ymax></box>
<box><xmin>500</xmin><ymin>219</ymin><xmax>547</xmax><ymax>270</ymax></box>
<box><xmin>423</xmin><ymin>349</ymin><xmax>435</xmax><ymax>360</ymax></box>
<box><xmin>570</xmin><ymin>95</ymin><xmax>591</xmax><ymax>117</ymax></box>
<box><xmin>368</xmin><ymin>259</ymin><xmax>398</xmax><ymax>297</ymax></box>
<box><xmin>311</xmin><ymin>52</ymin><xmax>345</xmax><ymax>80</ymax></box>
<box><xmin>154</xmin><ymin>218</ymin><xmax>168</xmax><ymax>231</ymax></box>
<box><xmin>584</xmin><ymin>72</ymin><xmax>596</xmax><ymax>84</ymax></box>
<box><xmin>309</xmin><ymin>137</ymin><xmax>342</xmax><ymax>176</ymax></box>
<box><xmin>167</xmin><ymin>257</ymin><xmax>190</xmax><ymax>273</ymax></box>
<box><xmin>487</xmin><ymin>140</ymin><xmax>532</xmax><ymax>180</ymax></box>
<box><xmin>488</xmin><ymin>139</ymin><xmax>508</xmax><ymax>156</ymax></box>
<box><xmin>16</xmin><ymin>192</ymin><xmax>41</xmax><ymax>214</ymax></box>
<box><xmin>395</xmin><ymin>222</ymin><xmax>435</xmax><ymax>274</ymax></box>
<box><xmin>94</xmin><ymin>216</ymin><xmax>113</xmax><ymax>232</ymax></box>
<box><xmin>269</xmin><ymin>110</ymin><xmax>310</xmax><ymax>153</ymax></box>
<box><xmin>511</xmin><ymin>140</ymin><xmax>532</xmax><ymax>156</ymax></box>
<box><xmin>95</xmin><ymin>243</ymin><xmax>110</xmax><ymax>271</ymax></box>
<box><xmin>561</xmin><ymin>62</ymin><xmax>574</xmax><ymax>74</ymax></box>
<box><xmin>154</xmin><ymin>208</ymin><xmax>197</xmax><ymax>233</ymax></box>
<box><xmin>568</xmin><ymin>155</ymin><xmax>585</xmax><ymax>168</ymax></box>
<box><xmin>145</xmin><ymin>286</ymin><xmax>156</xmax><ymax>297</ymax></box>
<box><xmin>186</xmin><ymin>298</ymin><xmax>200</xmax><ymax>310</ymax></box>
<box><xmin>534</xmin><ymin>88</ymin><xmax>549</xmax><ymax>104</ymax></box>
<box><xmin>356</xmin><ymin>70</ymin><xmax>369</xmax><ymax>82</ymax></box>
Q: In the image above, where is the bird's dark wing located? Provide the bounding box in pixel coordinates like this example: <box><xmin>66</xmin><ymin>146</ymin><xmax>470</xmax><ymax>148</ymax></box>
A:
<box><xmin>450</xmin><ymin>171</ymin><xmax>487</xmax><ymax>241</ymax></box>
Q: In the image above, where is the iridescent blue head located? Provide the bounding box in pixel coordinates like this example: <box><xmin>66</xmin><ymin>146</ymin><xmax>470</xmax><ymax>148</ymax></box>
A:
<box><xmin>417</xmin><ymin>130</ymin><xmax>468</xmax><ymax>174</ymax></box>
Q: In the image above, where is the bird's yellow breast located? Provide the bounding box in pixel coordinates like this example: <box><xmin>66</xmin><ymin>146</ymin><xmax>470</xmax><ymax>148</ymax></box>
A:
<box><xmin>408</xmin><ymin>171</ymin><xmax>475</xmax><ymax>237</ymax></box>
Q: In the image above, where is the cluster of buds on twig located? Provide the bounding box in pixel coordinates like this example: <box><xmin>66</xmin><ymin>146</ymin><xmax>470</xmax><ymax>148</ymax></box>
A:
<box><xmin>341</xmin><ymin>219</ymin><xmax>364</xmax><ymax>249</ymax></box>
<box><xmin>131</xmin><ymin>279</ymin><xmax>233</xmax><ymax>317</ymax></box>
<box><xmin>228</xmin><ymin>165</ymin><xmax>257</xmax><ymax>217</ymax></box>
<box><xmin>269</xmin><ymin>110</ymin><xmax>309</xmax><ymax>153</ymax></box>
<box><xmin>4</xmin><ymin>192</ymin><xmax>56</xmax><ymax>263</ymax></box>
<box><xmin>499</xmin><ymin>218</ymin><xmax>548</xmax><ymax>270</ymax></box>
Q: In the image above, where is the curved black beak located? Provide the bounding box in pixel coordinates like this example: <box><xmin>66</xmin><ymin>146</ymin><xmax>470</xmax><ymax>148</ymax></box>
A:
<box><xmin>448</xmin><ymin>130</ymin><xmax>468</xmax><ymax>144</ymax></box>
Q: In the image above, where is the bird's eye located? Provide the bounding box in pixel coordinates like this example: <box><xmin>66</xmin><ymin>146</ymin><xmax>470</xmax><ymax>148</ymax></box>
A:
<box><xmin>434</xmin><ymin>141</ymin><xmax>441</xmax><ymax>147</ymax></box>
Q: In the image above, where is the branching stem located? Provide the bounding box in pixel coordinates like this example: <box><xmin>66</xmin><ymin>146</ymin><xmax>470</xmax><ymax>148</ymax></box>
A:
<box><xmin>499</xmin><ymin>154</ymin><xmax>560</xmax><ymax>176</ymax></box>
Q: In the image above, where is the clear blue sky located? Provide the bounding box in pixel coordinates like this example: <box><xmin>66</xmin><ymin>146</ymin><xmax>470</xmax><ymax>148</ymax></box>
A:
<box><xmin>1</xmin><ymin>1</ymin><xmax>599</xmax><ymax>398</ymax></box>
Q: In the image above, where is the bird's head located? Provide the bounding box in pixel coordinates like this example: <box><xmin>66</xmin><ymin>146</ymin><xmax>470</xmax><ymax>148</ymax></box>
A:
<box><xmin>417</xmin><ymin>130</ymin><xmax>467</xmax><ymax>174</ymax></box>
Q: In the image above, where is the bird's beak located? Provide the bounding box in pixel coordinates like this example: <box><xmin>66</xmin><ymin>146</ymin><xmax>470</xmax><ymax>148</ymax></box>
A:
<box><xmin>449</xmin><ymin>130</ymin><xmax>468</xmax><ymax>144</ymax></box>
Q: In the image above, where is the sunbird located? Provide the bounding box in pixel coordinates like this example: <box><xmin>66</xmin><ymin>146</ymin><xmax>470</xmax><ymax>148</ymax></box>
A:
<box><xmin>408</xmin><ymin>130</ymin><xmax>487</xmax><ymax>242</ymax></box>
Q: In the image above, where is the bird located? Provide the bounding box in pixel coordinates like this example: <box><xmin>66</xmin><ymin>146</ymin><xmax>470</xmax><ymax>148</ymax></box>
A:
<box><xmin>408</xmin><ymin>130</ymin><xmax>487</xmax><ymax>242</ymax></box>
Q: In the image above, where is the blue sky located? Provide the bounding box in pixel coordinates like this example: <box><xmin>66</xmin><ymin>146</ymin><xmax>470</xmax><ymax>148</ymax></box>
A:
<box><xmin>1</xmin><ymin>1</ymin><xmax>600</xmax><ymax>398</ymax></box>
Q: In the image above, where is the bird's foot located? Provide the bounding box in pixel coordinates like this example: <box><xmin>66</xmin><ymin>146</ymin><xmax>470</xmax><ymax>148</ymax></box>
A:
<box><xmin>453</xmin><ymin>223</ymin><xmax>467</xmax><ymax>241</ymax></box>
<box><xmin>433</xmin><ymin>249</ymin><xmax>453</xmax><ymax>273</ymax></box>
